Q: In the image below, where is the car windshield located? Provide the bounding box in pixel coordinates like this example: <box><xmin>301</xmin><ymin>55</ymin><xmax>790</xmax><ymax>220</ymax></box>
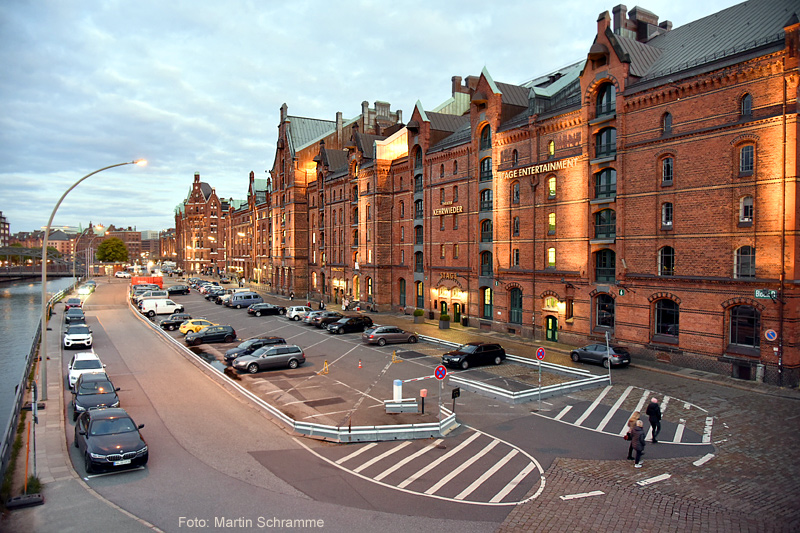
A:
<box><xmin>89</xmin><ymin>417</ymin><xmax>136</xmax><ymax>436</ymax></box>
<box><xmin>74</xmin><ymin>360</ymin><xmax>102</xmax><ymax>370</ymax></box>
<box><xmin>67</xmin><ymin>299</ymin><xmax>81</xmax><ymax>304</ymax></box>
<box><xmin>66</xmin><ymin>309</ymin><xmax>84</xmax><ymax>316</ymax></box>
<box><xmin>238</xmin><ymin>340</ymin><xmax>258</xmax><ymax>349</ymax></box>
<box><xmin>77</xmin><ymin>380</ymin><xmax>114</xmax><ymax>395</ymax></box>
<box><xmin>67</xmin><ymin>326</ymin><xmax>90</xmax><ymax>335</ymax></box>
<box><xmin>457</xmin><ymin>344</ymin><xmax>478</xmax><ymax>354</ymax></box>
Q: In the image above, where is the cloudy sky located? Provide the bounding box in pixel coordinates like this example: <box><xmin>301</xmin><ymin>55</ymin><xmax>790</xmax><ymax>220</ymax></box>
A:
<box><xmin>1</xmin><ymin>0</ymin><xmax>740</xmax><ymax>234</ymax></box>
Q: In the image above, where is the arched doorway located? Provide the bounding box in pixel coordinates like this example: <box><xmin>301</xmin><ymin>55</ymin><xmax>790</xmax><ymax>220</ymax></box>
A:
<box><xmin>545</xmin><ymin>315</ymin><xmax>558</xmax><ymax>341</ymax></box>
<box><xmin>453</xmin><ymin>303</ymin><xmax>461</xmax><ymax>323</ymax></box>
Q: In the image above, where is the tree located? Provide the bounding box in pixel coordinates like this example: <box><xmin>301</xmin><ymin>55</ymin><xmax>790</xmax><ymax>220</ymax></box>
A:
<box><xmin>96</xmin><ymin>237</ymin><xmax>129</xmax><ymax>263</ymax></box>
<box><xmin>6</xmin><ymin>242</ymin><xmax>23</xmax><ymax>265</ymax></box>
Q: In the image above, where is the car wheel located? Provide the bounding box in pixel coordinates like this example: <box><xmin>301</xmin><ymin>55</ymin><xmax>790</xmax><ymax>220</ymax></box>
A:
<box><xmin>293</xmin><ymin>315</ymin><xmax>300</xmax><ymax>321</ymax></box>
<box><xmin>337</xmin><ymin>329</ymin><xmax>343</xmax><ymax>334</ymax></box>
<box><xmin>408</xmin><ymin>336</ymin><xmax>418</xmax><ymax>343</ymax></box>
<box><xmin>280</xmin><ymin>309</ymin><xmax>286</xmax><ymax>315</ymax></box>
<box><xmin>603</xmin><ymin>358</ymin><xmax>610</xmax><ymax>369</ymax></box>
<box><xmin>236</xmin><ymin>304</ymin><xmax>242</xmax><ymax>309</ymax></box>
<box><xmin>493</xmin><ymin>355</ymin><xmax>503</xmax><ymax>365</ymax></box>
<box><xmin>147</xmin><ymin>310</ymin><xmax>156</xmax><ymax>317</ymax></box>
<box><xmin>168</xmin><ymin>325</ymin><xmax>176</xmax><ymax>331</ymax></box>
<box><xmin>287</xmin><ymin>359</ymin><xmax>299</xmax><ymax>369</ymax></box>
<box><xmin>571</xmin><ymin>352</ymin><xmax>580</xmax><ymax>362</ymax></box>
<box><xmin>223</xmin><ymin>335</ymin><xmax>234</xmax><ymax>343</ymax></box>
<box><xmin>255</xmin><ymin>311</ymin><xmax>262</xmax><ymax>317</ymax></box>
<box><xmin>191</xmin><ymin>338</ymin><xmax>202</xmax><ymax>346</ymax></box>
<box><xmin>460</xmin><ymin>360</ymin><xmax>469</xmax><ymax>370</ymax></box>
<box><xmin>247</xmin><ymin>363</ymin><xmax>259</xmax><ymax>374</ymax></box>
<box><xmin>84</xmin><ymin>453</ymin><xmax>94</xmax><ymax>474</ymax></box>
<box><xmin>377</xmin><ymin>338</ymin><xmax>387</xmax><ymax>346</ymax></box>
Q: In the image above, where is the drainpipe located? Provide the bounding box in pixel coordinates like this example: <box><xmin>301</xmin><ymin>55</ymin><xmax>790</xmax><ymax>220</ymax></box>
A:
<box><xmin>778</xmin><ymin>59</ymin><xmax>787</xmax><ymax>385</ymax></box>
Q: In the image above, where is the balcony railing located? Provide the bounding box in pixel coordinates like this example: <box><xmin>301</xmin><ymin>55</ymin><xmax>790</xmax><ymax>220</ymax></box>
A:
<box><xmin>479</xmin><ymin>200</ymin><xmax>493</xmax><ymax>212</ymax></box>
<box><xmin>595</xmin><ymin>183</ymin><xmax>616</xmax><ymax>198</ymax></box>
<box><xmin>594</xmin><ymin>224</ymin><xmax>616</xmax><ymax>239</ymax></box>
<box><xmin>481</xmin><ymin>231</ymin><xmax>492</xmax><ymax>243</ymax></box>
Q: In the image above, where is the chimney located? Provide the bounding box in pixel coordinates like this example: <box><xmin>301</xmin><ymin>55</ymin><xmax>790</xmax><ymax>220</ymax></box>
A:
<box><xmin>194</xmin><ymin>172</ymin><xmax>200</xmax><ymax>183</ymax></box>
<box><xmin>280</xmin><ymin>103</ymin><xmax>288</xmax><ymax>122</ymax></box>
<box><xmin>452</xmin><ymin>76</ymin><xmax>463</xmax><ymax>95</ymax></box>
<box><xmin>336</xmin><ymin>111</ymin><xmax>343</xmax><ymax>146</ymax></box>
<box><xmin>597</xmin><ymin>10</ymin><xmax>611</xmax><ymax>34</ymax></box>
<box><xmin>612</xmin><ymin>4</ymin><xmax>627</xmax><ymax>34</ymax></box>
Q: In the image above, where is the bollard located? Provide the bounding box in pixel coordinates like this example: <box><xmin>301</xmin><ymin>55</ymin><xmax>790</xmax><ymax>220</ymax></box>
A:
<box><xmin>393</xmin><ymin>379</ymin><xmax>402</xmax><ymax>402</ymax></box>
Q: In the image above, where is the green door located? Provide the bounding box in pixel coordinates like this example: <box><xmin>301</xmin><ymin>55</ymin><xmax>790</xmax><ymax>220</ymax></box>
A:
<box><xmin>453</xmin><ymin>303</ymin><xmax>461</xmax><ymax>323</ymax></box>
<box><xmin>546</xmin><ymin>315</ymin><xmax>558</xmax><ymax>342</ymax></box>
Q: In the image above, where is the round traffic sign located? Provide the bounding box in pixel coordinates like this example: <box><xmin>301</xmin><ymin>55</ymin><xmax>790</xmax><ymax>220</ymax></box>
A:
<box><xmin>435</xmin><ymin>365</ymin><xmax>447</xmax><ymax>380</ymax></box>
<box><xmin>536</xmin><ymin>347</ymin><xmax>545</xmax><ymax>360</ymax></box>
<box><xmin>765</xmin><ymin>329</ymin><xmax>777</xmax><ymax>342</ymax></box>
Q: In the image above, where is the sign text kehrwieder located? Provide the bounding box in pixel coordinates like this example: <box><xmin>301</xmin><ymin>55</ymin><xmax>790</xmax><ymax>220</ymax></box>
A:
<box><xmin>496</xmin><ymin>155</ymin><xmax>581</xmax><ymax>180</ymax></box>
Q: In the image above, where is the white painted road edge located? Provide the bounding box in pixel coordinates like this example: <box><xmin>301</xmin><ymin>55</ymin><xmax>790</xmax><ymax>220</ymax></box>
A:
<box><xmin>559</xmin><ymin>490</ymin><xmax>605</xmax><ymax>500</ymax></box>
<box><xmin>636</xmin><ymin>473</ymin><xmax>671</xmax><ymax>486</ymax></box>
<box><xmin>693</xmin><ymin>453</ymin><xmax>715</xmax><ymax>466</ymax></box>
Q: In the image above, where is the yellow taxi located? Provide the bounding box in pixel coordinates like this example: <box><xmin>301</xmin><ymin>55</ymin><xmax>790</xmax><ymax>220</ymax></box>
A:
<box><xmin>179</xmin><ymin>319</ymin><xmax>217</xmax><ymax>335</ymax></box>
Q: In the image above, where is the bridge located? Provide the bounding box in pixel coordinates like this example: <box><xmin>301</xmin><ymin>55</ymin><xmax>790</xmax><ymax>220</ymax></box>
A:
<box><xmin>0</xmin><ymin>246</ymin><xmax>83</xmax><ymax>282</ymax></box>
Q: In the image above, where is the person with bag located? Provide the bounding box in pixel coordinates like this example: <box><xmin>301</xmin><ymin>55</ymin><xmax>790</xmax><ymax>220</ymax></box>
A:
<box><xmin>632</xmin><ymin>419</ymin><xmax>646</xmax><ymax>468</ymax></box>
<box><xmin>625</xmin><ymin>411</ymin><xmax>640</xmax><ymax>460</ymax></box>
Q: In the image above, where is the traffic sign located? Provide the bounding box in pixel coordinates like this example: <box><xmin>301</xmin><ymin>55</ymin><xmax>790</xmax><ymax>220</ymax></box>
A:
<box><xmin>765</xmin><ymin>329</ymin><xmax>777</xmax><ymax>342</ymax></box>
<box><xmin>536</xmin><ymin>347</ymin><xmax>545</xmax><ymax>360</ymax></box>
<box><xmin>754</xmin><ymin>289</ymin><xmax>777</xmax><ymax>299</ymax></box>
<box><xmin>434</xmin><ymin>365</ymin><xmax>447</xmax><ymax>381</ymax></box>
<box><xmin>451</xmin><ymin>387</ymin><xmax>460</xmax><ymax>399</ymax></box>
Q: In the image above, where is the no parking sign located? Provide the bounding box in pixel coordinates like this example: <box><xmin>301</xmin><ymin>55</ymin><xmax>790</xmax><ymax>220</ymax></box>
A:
<box><xmin>536</xmin><ymin>347</ymin><xmax>545</xmax><ymax>361</ymax></box>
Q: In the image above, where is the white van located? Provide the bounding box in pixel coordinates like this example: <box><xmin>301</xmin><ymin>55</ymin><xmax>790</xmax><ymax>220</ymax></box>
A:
<box><xmin>136</xmin><ymin>290</ymin><xmax>169</xmax><ymax>306</ymax></box>
<box><xmin>141</xmin><ymin>298</ymin><xmax>184</xmax><ymax>317</ymax></box>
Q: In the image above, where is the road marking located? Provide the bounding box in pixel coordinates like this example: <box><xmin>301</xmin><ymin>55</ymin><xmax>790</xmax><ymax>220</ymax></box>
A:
<box><xmin>397</xmin><ymin>432</ymin><xmax>481</xmax><ymax>489</ymax></box>
<box><xmin>573</xmin><ymin>385</ymin><xmax>612</xmax><ymax>426</ymax></box>
<box><xmin>424</xmin><ymin>440</ymin><xmax>500</xmax><ymax>495</ymax></box>
<box><xmin>336</xmin><ymin>442</ymin><xmax>377</xmax><ymax>464</ymax></box>
<box><xmin>559</xmin><ymin>490</ymin><xmax>605</xmax><ymax>500</ymax></box>
<box><xmin>490</xmin><ymin>462</ymin><xmax>539</xmax><ymax>503</ymax></box>
<box><xmin>554</xmin><ymin>405</ymin><xmax>572</xmax><ymax>421</ymax></box>
<box><xmin>703</xmin><ymin>417</ymin><xmax>714</xmax><ymax>443</ymax></box>
<box><xmin>693</xmin><ymin>453</ymin><xmax>714</xmax><ymax>467</ymax></box>
<box><xmin>596</xmin><ymin>385</ymin><xmax>632</xmax><ymax>432</ymax></box>
<box><xmin>373</xmin><ymin>439</ymin><xmax>443</xmax><ymax>481</ymax></box>
<box><xmin>354</xmin><ymin>441</ymin><xmax>412</xmax><ymax>473</ymax></box>
<box><xmin>636</xmin><ymin>473</ymin><xmax>671</xmax><ymax>486</ymax></box>
<box><xmin>673</xmin><ymin>419</ymin><xmax>686</xmax><ymax>443</ymax></box>
<box><xmin>660</xmin><ymin>395</ymin><xmax>670</xmax><ymax>414</ymax></box>
<box><xmin>455</xmin><ymin>449</ymin><xmax>518</xmax><ymax>501</ymax></box>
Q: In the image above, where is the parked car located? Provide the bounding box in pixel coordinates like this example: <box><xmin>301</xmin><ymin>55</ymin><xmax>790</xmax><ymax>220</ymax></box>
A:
<box><xmin>74</xmin><ymin>407</ymin><xmax>148</xmax><ymax>473</ymax></box>
<box><xmin>64</xmin><ymin>297</ymin><xmax>83</xmax><ymax>310</ymax></box>
<box><xmin>233</xmin><ymin>345</ymin><xmax>305</xmax><ymax>374</ymax></box>
<box><xmin>67</xmin><ymin>351</ymin><xmax>105</xmax><ymax>389</ymax></box>
<box><xmin>219</xmin><ymin>276</ymin><xmax>231</xmax><ymax>284</ymax></box>
<box><xmin>302</xmin><ymin>310</ymin><xmax>325</xmax><ymax>325</ymax></box>
<box><xmin>63</xmin><ymin>324</ymin><xmax>93</xmax><ymax>349</ymax></box>
<box><xmin>135</xmin><ymin>290</ymin><xmax>169</xmax><ymax>307</ymax></box>
<box><xmin>64</xmin><ymin>307</ymin><xmax>86</xmax><ymax>324</ymax></box>
<box><xmin>570</xmin><ymin>344</ymin><xmax>631</xmax><ymax>368</ymax></box>
<box><xmin>166</xmin><ymin>285</ymin><xmax>190</xmax><ymax>295</ymax></box>
<box><xmin>442</xmin><ymin>342</ymin><xmax>506</xmax><ymax>370</ymax></box>
<box><xmin>223</xmin><ymin>336</ymin><xmax>287</xmax><ymax>364</ymax></box>
<box><xmin>204</xmin><ymin>288</ymin><xmax>226</xmax><ymax>300</ymax></box>
<box><xmin>185</xmin><ymin>325</ymin><xmax>236</xmax><ymax>346</ymax></box>
<box><xmin>159</xmin><ymin>313</ymin><xmax>193</xmax><ymax>331</ymax></box>
<box><xmin>114</xmin><ymin>270</ymin><xmax>131</xmax><ymax>278</ymax></box>
<box><xmin>224</xmin><ymin>291</ymin><xmax>263</xmax><ymax>309</ymax></box>
<box><xmin>247</xmin><ymin>303</ymin><xmax>286</xmax><ymax>317</ymax></box>
<box><xmin>71</xmin><ymin>373</ymin><xmax>119</xmax><ymax>421</ymax></box>
<box><xmin>140</xmin><ymin>298</ymin><xmax>184</xmax><ymax>317</ymax></box>
<box><xmin>312</xmin><ymin>311</ymin><xmax>344</xmax><ymax>328</ymax></box>
<box><xmin>327</xmin><ymin>316</ymin><xmax>374</xmax><ymax>334</ymax></box>
<box><xmin>286</xmin><ymin>306</ymin><xmax>313</xmax><ymax>321</ymax></box>
<box><xmin>362</xmin><ymin>326</ymin><xmax>419</xmax><ymax>346</ymax></box>
<box><xmin>179</xmin><ymin>319</ymin><xmax>217</xmax><ymax>335</ymax></box>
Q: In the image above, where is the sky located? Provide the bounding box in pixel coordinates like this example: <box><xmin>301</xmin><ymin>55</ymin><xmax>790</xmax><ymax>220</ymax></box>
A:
<box><xmin>0</xmin><ymin>0</ymin><xmax>743</xmax><ymax>234</ymax></box>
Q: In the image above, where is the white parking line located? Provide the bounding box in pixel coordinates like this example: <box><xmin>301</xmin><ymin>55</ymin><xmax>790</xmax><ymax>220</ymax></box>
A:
<box><xmin>702</xmin><ymin>417</ymin><xmax>714</xmax><ymax>443</ymax></box>
<box><xmin>373</xmin><ymin>439</ymin><xmax>443</xmax><ymax>481</ymax></box>
<box><xmin>398</xmin><ymin>432</ymin><xmax>481</xmax><ymax>489</ymax></box>
<box><xmin>673</xmin><ymin>419</ymin><xmax>686</xmax><ymax>443</ymax></box>
<box><xmin>424</xmin><ymin>440</ymin><xmax>500</xmax><ymax>495</ymax></box>
<box><xmin>554</xmin><ymin>405</ymin><xmax>572</xmax><ymax>421</ymax></box>
<box><xmin>353</xmin><ymin>441</ymin><xmax>412</xmax><ymax>473</ymax></box>
<box><xmin>559</xmin><ymin>490</ymin><xmax>604</xmax><ymax>501</ymax></box>
<box><xmin>455</xmin><ymin>449</ymin><xmax>518</xmax><ymax>501</ymax></box>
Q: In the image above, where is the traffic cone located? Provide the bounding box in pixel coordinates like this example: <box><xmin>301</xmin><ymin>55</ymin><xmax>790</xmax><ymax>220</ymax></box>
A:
<box><xmin>358</xmin><ymin>359</ymin><xmax>362</xmax><ymax>369</ymax></box>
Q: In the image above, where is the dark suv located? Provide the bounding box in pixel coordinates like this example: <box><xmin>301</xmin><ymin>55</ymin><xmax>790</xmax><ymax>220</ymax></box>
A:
<box><xmin>184</xmin><ymin>325</ymin><xmax>236</xmax><ymax>346</ymax></box>
<box><xmin>327</xmin><ymin>316</ymin><xmax>373</xmax><ymax>334</ymax></box>
<box><xmin>442</xmin><ymin>342</ymin><xmax>506</xmax><ymax>370</ymax></box>
<box><xmin>224</xmin><ymin>336</ymin><xmax>287</xmax><ymax>364</ymax></box>
<box><xmin>159</xmin><ymin>313</ymin><xmax>193</xmax><ymax>331</ymax></box>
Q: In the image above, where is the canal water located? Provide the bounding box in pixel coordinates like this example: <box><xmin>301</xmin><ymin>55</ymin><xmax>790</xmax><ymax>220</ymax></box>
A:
<box><xmin>0</xmin><ymin>277</ymin><xmax>76</xmax><ymax>432</ymax></box>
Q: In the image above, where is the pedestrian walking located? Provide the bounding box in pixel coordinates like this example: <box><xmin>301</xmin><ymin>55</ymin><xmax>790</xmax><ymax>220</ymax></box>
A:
<box><xmin>646</xmin><ymin>397</ymin><xmax>662</xmax><ymax>443</ymax></box>
<box><xmin>289</xmin><ymin>291</ymin><xmax>294</xmax><ymax>301</ymax></box>
<box><xmin>632</xmin><ymin>419</ymin><xmax>646</xmax><ymax>468</ymax></box>
<box><xmin>239</xmin><ymin>278</ymin><xmax>244</xmax><ymax>288</ymax></box>
<box><xmin>625</xmin><ymin>411</ymin><xmax>640</xmax><ymax>460</ymax></box>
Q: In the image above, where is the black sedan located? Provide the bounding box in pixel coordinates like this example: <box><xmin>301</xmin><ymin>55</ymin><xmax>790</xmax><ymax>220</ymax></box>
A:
<box><xmin>570</xmin><ymin>344</ymin><xmax>631</xmax><ymax>368</ymax></box>
<box><xmin>64</xmin><ymin>297</ymin><xmax>83</xmax><ymax>310</ymax></box>
<box><xmin>205</xmin><ymin>288</ymin><xmax>226</xmax><ymax>300</ymax></box>
<box><xmin>185</xmin><ymin>325</ymin><xmax>236</xmax><ymax>346</ymax></box>
<box><xmin>71</xmin><ymin>373</ymin><xmax>120</xmax><ymax>421</ymax></box>
<box><xmin>311</xmin><ymin>311</ymin><xmax>344</xmax><ymax>328</ymax></box>
<box><xmin>247</xmin><ymin>303</ymin><xmax>286</xmax><ymax>317</ymax></box>
<box><xmin>74</xmin><ymin>408</ymin><xmax>148</xmax><ymax>474</ymax></box>
<box><xmin>166</xmin><ymin>285</ymin><xmax>190</xmax><ymax>295</ymax></box>
<box><xmin>223</xmin><ymin>336</ymin><xmax>287</xmax><ymax>363</ymax></box>
<box><xmin>64</xmin><ymin>307</ymin><xmax>86</xmax><ymax>324</ymax></box>
<box><xmin>158</xmin><ymin>312</ymin><xmax>193</xmax><ymax>331</ymax></box>
<box><xmin>442</xmin><ymin>342</ymin><xmax>506</xmax><ymax>370</ymax></box>
<box><xmin>327</xmin><ymin>316</ymin><xmax>373</xmax><ymax>334</ymax></box>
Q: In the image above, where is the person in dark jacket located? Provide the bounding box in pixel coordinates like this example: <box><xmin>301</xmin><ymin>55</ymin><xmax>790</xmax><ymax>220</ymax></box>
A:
<box><xmin>626</xmin><ymin>411</ymin><xmax>640</xmax><ymax>460</ymax></box>
<box><xmin>632</xmin><ymin>419</ymin><xmax>646</xmax><ymax>467</ymax></box>
<box><xmin>646</xmin><ymin>397</ymin><xmax>662</xmax><ymax>443</ymax></box>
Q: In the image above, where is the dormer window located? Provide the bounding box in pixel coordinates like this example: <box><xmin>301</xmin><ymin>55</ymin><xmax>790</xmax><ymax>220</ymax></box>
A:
<box><xmin>596</xmin><ymin>83</ymin><xmax>616</xmax><ymax>116</ymax></box>
<box><xmin>480</xmin><ymin>125</ymin><xmax>491</xmax><ymax>151</ymax></box>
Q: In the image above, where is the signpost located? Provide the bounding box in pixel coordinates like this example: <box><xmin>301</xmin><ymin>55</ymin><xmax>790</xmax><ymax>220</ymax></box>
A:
<box><xmin>451</xmin><ymin>387</ymin><xmax>460</xmax><ymax>412</ymax></box>
<box><xmin>605</xmin><ymin>331</ymin><xmax>612</xmax><ymax>385</ymax></box>
<box><xmin>754</xmin><ymin>289</ymin><xmax>777</xmax><ymax>299</ymax></box>
<box><xmin>435</xmin><ymin>365</ymin><xmax>446</xmax><ymax>420</ymax></box>
<box><xmin>536</xmin><ymin>347</ymin><xmax>545</xmax><ymax>411</ymax></box>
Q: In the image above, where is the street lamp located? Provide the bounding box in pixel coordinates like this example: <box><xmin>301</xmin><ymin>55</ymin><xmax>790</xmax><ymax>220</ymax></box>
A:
<box><xmin>40</xmin><ymin>159</ymin><xmax>145</xmax><ymax>401</ymax></box>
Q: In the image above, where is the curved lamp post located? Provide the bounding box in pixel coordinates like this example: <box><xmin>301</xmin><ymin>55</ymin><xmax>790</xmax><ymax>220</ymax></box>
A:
<box><xmin>40</xmin><ymin>160</ymin><xmax>146</xmax><ymax>401</ymax></box>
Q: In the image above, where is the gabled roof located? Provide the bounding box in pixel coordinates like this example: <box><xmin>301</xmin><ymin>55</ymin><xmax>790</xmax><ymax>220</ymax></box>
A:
<box><xmin>429</xmin><ymin>120</ymin><xmax>471</xmax><ymax>153</ymax></box>
<box><xmin>427</xmin><ymin>111</ymin><xmax>469</xmax><ymax>133</ymax></box>
<box><xmin>495</xmin><ymin>82</ymin><xmax>530</xmax><ymax>107</ymax></box>
<box><xmin>321</xmin><ymin>148</ymin><xmax>349</xmax><ymax>173</ymax></box>
<box><xmin>286</xmin><ymin>116</ymin><xmax>337</xmax><ymax>154</ymax></box>
<box><xmin>355</xmin><ymin>132</ymin><xmax>383</xmax><ymax>160</ymax></box>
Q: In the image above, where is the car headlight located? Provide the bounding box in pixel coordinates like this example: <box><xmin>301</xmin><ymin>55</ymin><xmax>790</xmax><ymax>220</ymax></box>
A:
<box><xmin>89</xmin><ymin>453</ymin><xmax>106</xmax><ymax>459</ymax></box>
<box><xmin>111</xmin><ymin>400</ymin><xmax>120</xmax><ymax>407</ymax></box>
<box><xmin>75</xmin><ymin>405</ymin><xmax>85</xmax><ymax>412</ymax></box>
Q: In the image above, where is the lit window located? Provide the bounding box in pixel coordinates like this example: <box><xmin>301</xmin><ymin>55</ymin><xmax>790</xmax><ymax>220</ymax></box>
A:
<box><xmin>548</xmin><ymin>140</ymin><xmax>555</xmax><ymax>157</ymax></box>
<box><xmin>547</xmin><ymin>247</ymin><xmax>556</xmax><ymax>268</ymax></box>
<box><xmin>482</xmin><ymin>287</ymin><xmax>493</xmax><ymax>318</ymax></box>
<box><xmin>548</xmin><ymin>177</ymin><xmax>556</xmax><ymax>199</ymax></box>
<box><xmin>454</xmin><ymin>244</ymin><xmax>459</xmax><ymax>259</ymax></box>
<box><xmin>440</xmin><ymin>244</ymin><xmax>445</xmax><ymax>258</ymax></box>
<box><xmin>548</xmin><ymin>213</ymin><xmax>556</xmax><ymax>234</ymax></box>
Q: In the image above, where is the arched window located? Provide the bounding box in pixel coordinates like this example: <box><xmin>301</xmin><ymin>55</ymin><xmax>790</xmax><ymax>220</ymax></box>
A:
<box><xmin>547</xmin><ymin>247</ymin><xmax>556</xmax><ymax>268</ymax></box>
<box><xmin>596</xmin><ymin>127</ymin><xmax>616</xmax><ymax>158</ymax></box>
<box><xmin>735</xmin><ymin>246</ymin><xmax>756</xmax><ymax>278</ymax></box>
<box><xmin>655</xmin><ymin>299</ymin><xmax>679</xmax><ymax>337</ymax></box>
<box><xmin>662</xmin><ymin>202</ymin><xmax>673</xmax><ymax>228</ymax></box>
<box><xmin>547</xmin><ymin>176</ymin><xmax>556</xmax><ymax>198</ymax></box>
<box><xmin>352</xmin><ymin>229</ymin><xmax>359</xmax><ymax>246</ymax></box>
<box><xmin>479</xmin><ymin>189</ymin><xmax>493</xmax><ymax>211</ymax></box>
<box><xmin>352</xmin><ymin>207</ymin><xmax>358</xmax><ymax>222</ymax></box>
<box><xmin>548</xmin><ymin>140</ymin><xmax>555</xmax><ymax>158</ymax></box>
<box><xmin>414</xmin><ymin>174</ymin><xmax>423</xmax><ymax>192</ymax></box>
<box><xmin>595</xmin><ymin>249</ymin><xmax>616</xmax><ymax>282</ymax></box>
<box><xmin>480</xmin><ymin>219</ymin><xmax>493</xmax><ymax>242</ymax></box>
<box><xmin>399</xmin><ymin>200</ymin><xmax>405</xmax><ymax>218</ymax></box>
<box><xmin>730</xmin><ymin>305</ymin><xmax>760</xmax><ymax>348</ymax></box>
<box><xmin>662</xmin><ymin>157</ymin><xmax>674</xmax><ymax>184</ymax></box>
<box><xmin>480</xmin><ymin>251</ymin><xmax>493</xmax><ymax>276</ymax></box>
<box><xmin>480</xmin><ymin>157</ymin><xmax>493</xmax><ymax>181</ymax></box>
<box><xmin>596</xmin><ymin>83</ymin><xmax>616</xmax><ymax>116</ymax></box>
<box><xmin>439</xmin><ymin>164</ymin><xmax>444</xmax><ymax>179</ymax></box>
<box><xmin>740</xmin><ymin>94</ymin><xmax>753</xmax><ymax>117</ymax></box>
<box><xmin>548</xmin><ymin>213</ymin><xmax>556</xmax><ymax>234</ymax></box>
<box><xmin>415</xmin><ymin>280</ymin><xmax>424</xmax><ymax>308</ymax></box>
<box><xmin>662</xmin><ymin>112</ymin><xmax>672</xmax><ymax>134</ymax></box>
<box><xmin>399</xmin><ymin>226</ymin><xmax>404</xmax><ymax>242</ymax></box>
<box><xmin>509</xmin><ymin>288</ymin><xmax>523</xmax><ymax>324</ymax></box>
<box><xmin>366</xmin><ymin>277</ymin><xmax>373</xmax><ymax>299</ymax></box>
<box><xmin>513</xmin><ymin>216</ymin><xmax>520</xmax><ymax>236</ymax></box>
<box><xmin>414</xmin><ymin>225</ymin><xmax>423</xmax><ymax>244</ymax></box>
<box><xmin>414</xmin><ymin>147</ymin><xmax>422</xmax><ymax>169</ymax></box>
<box><xmin>511</xmin><ymin>181</ymin><xmax>520</xmax><ymax>204</ymax></box>
<box><xmin>740</xmin><ymin>196</ymin><xmax>754</xmax><ymax>223</ymax></box>
<box><xmin>659</xmin><ymin>246</ymin><xmax>675</xmax><ymax>276</ymax></box>
<box><xmin>482</xmin><ymin>287</ymin><xmax>493</xmax><ymax>318</ymax></box>
<box><xmin>352</xmin><ymin>186</ymin><xmax>358</xmax><ymax>201</ymax></box>
<box><xmin>480</xmin><ymin>125</ymin><xmax>492</xmax><ymax>151</ymax></box>
<box><xmin>512</xmin><ymin>149</ymin><xmax>519</xmax><ymax>166</ymax></box>
<box><xmin>596</xmin><ymin>294</ymin><xmax>615</xmax><ymax>329</ymax></box>
<box><xmin>440</xmin><ymin>189</ymin><xmax>445</xmax><ymax>204</ymax></box>
<box><xmin>414</xmin><ymin>251</ymin><xmax>424</xmax><ymax>273</ymax></box>
<box><xmin>595</xmin><ymin>168</ymin><xmax>616</xmax><ymax>198</ymax></box>
<box><xmin>595</xmin><ymin>209</ymin><xmax>616</xmax><ymax>239</ymax></box>
<box><xmin>453</xmin><ymin>186</ymin><xmax>458</xmax><ymax>201</ymax></box>
<box><xmin>739</xmin><ymin>145</ymin><xmax>754</xmax><ymax>175</ymax></box>
<box><xmin>399</xmin><ymin>278</ymin><xmax>406</xmax><ymax>307</ymax></box>
<box><xmin>453</xmin><ymin>160</ymin><xmax>458</xmax><ymax>175</ymax></box>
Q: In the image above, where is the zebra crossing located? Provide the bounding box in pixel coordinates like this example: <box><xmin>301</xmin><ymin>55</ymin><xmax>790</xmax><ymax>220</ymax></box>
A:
<box><xmin>296</xmin><ymin>428</ymin><xmax>544</xmax><ymax>505</ymax></box>
<box><xmin>544</xmin><ymin>385</ymin><xmax>712</xmax><ymax>445</ymax></box>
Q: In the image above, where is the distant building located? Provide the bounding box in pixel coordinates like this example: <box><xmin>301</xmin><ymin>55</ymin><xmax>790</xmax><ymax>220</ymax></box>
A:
<box><xmin>0</xmin><ymin>211</ymin><xmax>9</xmax><ymax>247</ymax></box>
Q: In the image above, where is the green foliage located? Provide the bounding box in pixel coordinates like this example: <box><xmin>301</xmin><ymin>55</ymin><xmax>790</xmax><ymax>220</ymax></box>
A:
<box><xmin>24</xmin><ymin>475</ymin><xmax>41</xmax><ymax>494</ymax></box>
<box><xmin>1</xmin><ymin>411</ymin><xmax>28</xmax><ymax>505</ymax></box>
<box><xmin>413</xmin><ymin>309</ymin><xmax>424</xmax><ymax>317</ymax></box>
<box><xmin>439</xmin><ymin>314</ymin><xmax>451</xmax><ymax>321</ymax></box>
<box><xmin>96</xmin><ymin>237</ymin><xmax>129</xmax><ymax>263</ymax></box>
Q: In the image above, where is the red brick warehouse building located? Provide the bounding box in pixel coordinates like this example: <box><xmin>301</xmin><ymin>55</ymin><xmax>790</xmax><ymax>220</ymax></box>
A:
<box><xmin>176</xmin><ymin>0</ymin><xmax>798</xmax><ymax>386</ymax></box>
